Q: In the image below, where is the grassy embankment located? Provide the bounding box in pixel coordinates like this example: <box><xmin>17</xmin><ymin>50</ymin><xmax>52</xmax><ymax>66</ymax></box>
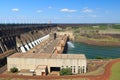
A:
<box><xmin>71</xmin><ymin>25</ymin><xmax>120</xmax><ymax>44</ymax></box>
<box><xmin>57</xmin><ymin>25</ymin><xmax>120</xmax><ymax>46</ymax></box>
<box><xmin>110</xmin><ymin>62</ymin><xmax>120</xmax><ymax>80</ymax></box>
<box><xmin>76</xmin><ymin>36</ymin><xmax>120</xmax><ymax>43</ymax></box>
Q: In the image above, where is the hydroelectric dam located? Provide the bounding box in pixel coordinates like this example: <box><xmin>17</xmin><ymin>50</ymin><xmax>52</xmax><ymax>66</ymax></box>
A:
<box><xmin>0</xmin><ymin>24</ymin><xmax>57</xmax><ymax>70</ymax></box>
<box><xmin>0</xmin><ymin>24</ymin><xmax>87</xmax><ymax>76</ymax></box>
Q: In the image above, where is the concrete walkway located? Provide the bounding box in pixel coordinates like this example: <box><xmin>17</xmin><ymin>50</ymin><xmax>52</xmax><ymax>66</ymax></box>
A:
<box><xmin>39</xmin><ymin>38</ymin><xmax>59</xmax><ymax>54</ymax></box>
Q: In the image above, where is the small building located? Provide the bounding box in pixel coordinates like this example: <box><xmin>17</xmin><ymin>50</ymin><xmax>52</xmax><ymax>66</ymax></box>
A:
<box><xmin>7</xmin><ymin>53</ymin><xmax>87</xmax><ymax>76</ymax></box>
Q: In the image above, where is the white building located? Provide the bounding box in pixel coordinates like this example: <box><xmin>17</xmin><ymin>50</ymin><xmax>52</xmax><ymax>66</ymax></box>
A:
<box><xmin>7</xmin><ymin>53</ymin><xmax>87</xmax><ymax>76</ymax></box>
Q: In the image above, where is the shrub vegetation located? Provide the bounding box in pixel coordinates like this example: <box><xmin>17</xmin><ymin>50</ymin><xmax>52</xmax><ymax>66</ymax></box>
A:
<box><xmin>10</xmin><ymin>67</ymin><xmax>18</xmax><ymax>73</ymax></box>
<box><xmin>60</xmin><ymin>68</ymin><xmax>72</xmax><ymax>75</ymax></box>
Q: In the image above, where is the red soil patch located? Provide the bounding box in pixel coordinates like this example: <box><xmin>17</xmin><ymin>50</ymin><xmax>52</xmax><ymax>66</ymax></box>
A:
<box><xmin>0</xmin><ymin>59</ymin><xmax>120</xmax><ymax>80</ymax></box>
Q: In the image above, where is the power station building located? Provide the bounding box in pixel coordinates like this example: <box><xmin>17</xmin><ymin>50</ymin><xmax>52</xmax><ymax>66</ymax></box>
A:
<box><xmin>7</xmin><ymin>33</ymin><xmax>87</xmax><ymax>76</ymax></box>
<box><xmin>7</xmin><ymin>53</ymin><xmax>86</xmax><ymax>76</ymax></box>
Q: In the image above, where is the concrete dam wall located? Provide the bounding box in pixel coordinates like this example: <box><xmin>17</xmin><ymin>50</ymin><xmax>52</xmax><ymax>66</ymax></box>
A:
<box><xmin>0</xmin><ymin>24</ymin><xmax>57</xmax><ymax>53</ymax></box>
<box><xmin>0</xmin><ymin>24</ymin><xmax>57</xmax><ymax>69</ymax></box>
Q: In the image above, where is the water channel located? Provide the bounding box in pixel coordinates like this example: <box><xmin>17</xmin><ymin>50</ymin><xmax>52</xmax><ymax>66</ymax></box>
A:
<box><xmin>67</xmin><ymin>41</ymin><xmax>120</xmax><ymax>59</ymax></box>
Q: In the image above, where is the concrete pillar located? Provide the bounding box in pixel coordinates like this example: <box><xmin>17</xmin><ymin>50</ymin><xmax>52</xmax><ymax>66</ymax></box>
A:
<box><xmin>48</xmin><ymin>66</ymin><xmax>50</xmax><ymax>73</ymax></box>
<box><xmin>4</xmin><ymin>44</ymin><xmax>8</xmax><ymax>51</ymax></box>
<box><xmin>2</xmin><ymin>38</ymin><xmax>8</xmax><ymax>51</ymax></box>
<box><xmin>0</xmin><ymin>42</ymin><xmax>5</xmax><ymax>53</ymax></box>
<box><xmin>20</xmin><ymin>46</ymin><xmax>26</xmax><ymax>53</ymax></box>
<box><xmin>34</xmin><ymin>40</ymin><xmax>38</xmax><ymax>45</ymax></box>
<box><xmin>75</xmin><ymin>66</ymin><xmax>78</xmax><ymax>74</ymax></box>
<box><xmin>3</xmin><ymin>42</ymin><xmax>8</xmax><ymax>51</ymax></box>
<box><xmin>24</xmin><ymin>44</ymin><xmax>30</xmax><ymax>51</ymax></box>
<box><xmin>28</xmin><ymin>43</ymin><xmax>33</xmax><ymax>48</ymax></box>
<box><xmin>84</xmin><ymin>66</ymin><xmax>86</xmax><ymax>73</ymax></box>
<box><xmin>80</xmin><ymin>66</ymin><xmax>82</xmax><ymax>73</ymax></box>
<box><xmin>10</xmin><ymin>37</ymin><xmax>15</xmax><ymax>49</ymax></box>
<box><xmin>32</xmin><ymin>42</ymin><xmax>36</xmax><ymax>47</ymax></box>
<box><xmin>36</xmin><ymin>39</ymin><xmax>40</xmax><ymax>44</ymax></box>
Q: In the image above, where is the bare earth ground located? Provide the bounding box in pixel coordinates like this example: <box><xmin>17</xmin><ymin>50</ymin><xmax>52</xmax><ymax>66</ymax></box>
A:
<box><xmin>87</xmin><ymin>60</ymin><xmax>108</xmax><ymax>73</ymax></box>
<box><xmin>0</xmin><ymin>59</ymin><xmax>120</xmax><ymax>80</ymax></box>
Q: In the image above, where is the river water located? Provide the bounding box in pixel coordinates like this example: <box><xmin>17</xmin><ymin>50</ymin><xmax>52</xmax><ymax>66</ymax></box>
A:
<box><xmin>67</xmin><ymin>42</ymin><xmax>120</xmax><ymax>59</ymax></box>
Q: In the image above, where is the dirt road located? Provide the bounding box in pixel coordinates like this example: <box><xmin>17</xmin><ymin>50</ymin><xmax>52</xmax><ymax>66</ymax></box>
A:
<box><xmin>0</xmin><ymin>59</ymin><xmax>120</xmax><ymax>80</ymax></box>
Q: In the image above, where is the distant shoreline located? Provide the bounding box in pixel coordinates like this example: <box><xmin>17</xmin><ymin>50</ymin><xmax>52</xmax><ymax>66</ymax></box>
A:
<box><xmin>75</xmin><ymin>39</ymin><xmax>120</xmax><ymax>47</ymax></box>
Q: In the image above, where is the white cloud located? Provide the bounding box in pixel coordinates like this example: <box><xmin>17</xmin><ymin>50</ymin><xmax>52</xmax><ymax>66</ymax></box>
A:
<box><xmin>48</xmin><ymin>6</ymin><xmax>52</xmax><ymax>9</ymax></box>
<box><xmin>11</xmin><ymin>8</ymin><xmax>19</xmax><ymax>12</ymax></box>
<box><xmin>82</xmin><ymin>7</ymin><xmax>93</xmax><ymax>13</ymax></box>
<box><xmin>36</xmin><ymin>10</ymin><xmax>43</xmax><ymax>13</ymax></box>
<box><xmin>60</xmin><ymin>8</ymin><xmax>77</xmax><ymax>13</ymax></box>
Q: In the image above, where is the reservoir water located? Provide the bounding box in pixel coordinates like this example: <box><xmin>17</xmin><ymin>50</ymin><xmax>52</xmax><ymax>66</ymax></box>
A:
<box><xmin>67</xmin><ymin>42</ymin><xmax>120</xmax><ymax>59</ymax></box>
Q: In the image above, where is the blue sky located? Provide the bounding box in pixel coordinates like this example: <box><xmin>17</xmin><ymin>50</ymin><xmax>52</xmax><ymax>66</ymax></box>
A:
<box><xmin>0</xmin><ymin>0</ymin><xmax>120</xmax><ymax>23</ymax></box>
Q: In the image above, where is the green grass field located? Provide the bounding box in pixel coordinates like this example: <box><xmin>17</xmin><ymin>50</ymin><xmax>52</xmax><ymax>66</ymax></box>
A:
<box><xmin>110</xmin><ymin>62</ymin><xmax>120</xmax><ymax>80</ymax></box>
